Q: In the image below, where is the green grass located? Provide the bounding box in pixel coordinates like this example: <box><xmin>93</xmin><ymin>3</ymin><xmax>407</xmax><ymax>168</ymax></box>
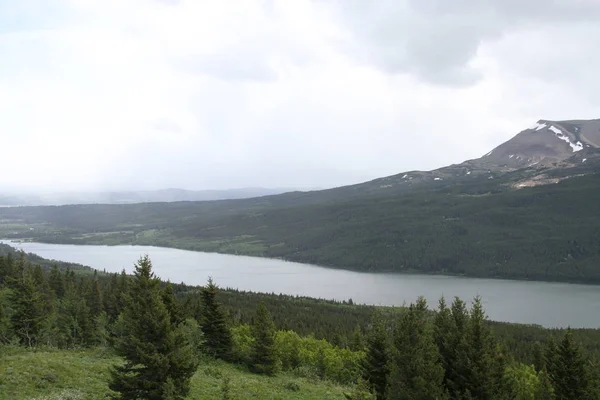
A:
<box><xmin>0</xmin><ymin>346</ymin><xmax>351</xmax><ymax>399</ymax></box>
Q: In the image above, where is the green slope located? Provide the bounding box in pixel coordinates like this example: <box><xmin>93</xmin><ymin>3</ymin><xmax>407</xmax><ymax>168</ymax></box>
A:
<box><xmin>1</xmin><ymin>156</ymin><xmax>600</xmax><ymax>283</ymax></box>
<box><xmin>0</xmin><ymin>347</ymin><xmax>350</xmax><ymax>400</ymax></box>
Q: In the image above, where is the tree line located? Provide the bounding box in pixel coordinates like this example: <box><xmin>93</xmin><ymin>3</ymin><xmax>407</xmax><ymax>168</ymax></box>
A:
<box><xmin>1</xmin><ymin>253</ymin><xmax>599</xmax><ymax>399</ymax></box>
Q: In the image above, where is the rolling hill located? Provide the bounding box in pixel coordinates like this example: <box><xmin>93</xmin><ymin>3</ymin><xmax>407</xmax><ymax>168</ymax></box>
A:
<box><xmin>1</xmin><ymin>119</ymin><xmax>600</xmax><ymax>283</ymax></box>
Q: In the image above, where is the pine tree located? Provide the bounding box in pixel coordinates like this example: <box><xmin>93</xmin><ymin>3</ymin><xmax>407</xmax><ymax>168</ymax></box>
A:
<box><xmin>550</xmin><ymin>328</ymin><xmax>589</xmax><ymax>399</ymax></box>
<box><xmin>9</xmin><ymin>265</ymin><xmax>47</xmax><ymax>347</ymax></box>
<box><xmin>57</xmin><ymin>282</ymin><xmax>93</xmax><ymax>347</ymax></box>
<box><xmin>162</xmin><ymin>281</ymin><xmax>184</xmax><ymax>326</ymax></box>
<box><xmin>435</xmin><ymin>297</ymin><xmax>471</xmax><ymax>398</ymax></box>
<box><xmin>109</xmin><ymin>255</ymin><xmax>199</xmax><ymax>400</ymax></box>
<box><xmin>467</xmin><ymin>296</ymin><xmax>505</xmax><ymax>399</ymax></box>
<box><xmin>351</xmin><ymin>323</ymin><xmax>365</xmax><ymax>351</ymax></box>
<box><xmin>387</xmin><ymin>297</ymin><xmax>448</xmax><ymax>400</ymax></box>
<box><xmin>199</xmin><ymin>277</ymin><xmax>232</xmax><ymax>360</ymax></box>
<box><xmin>362</xmin><ymin>311</ymin><xmax>389</xmax><ymax>400</ymax></box>
<box><xmin>251</xmin><ymin>301</ymin><xmax>279</xmax><ymax>375</ymax></box>
<box><xmin>85</xmin><ymin>273</ymin><xmax>103</xmax><ymax>317</ymax></box>
<box><xmin>48</xmin><ymin>265</ymin><xmax>65</xmax><ymax>299</ymax></box>
<box><xmin>536</xmin><ymin>369</ymin><xmax>555</xmax><ymax>400</ymax></box>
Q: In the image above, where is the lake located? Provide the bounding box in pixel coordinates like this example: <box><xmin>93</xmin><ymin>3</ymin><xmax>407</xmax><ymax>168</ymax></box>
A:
<box><xmin>3</xmin><ymin>241</ymin><xmax>599</xmax><ymax>329</ymax></box>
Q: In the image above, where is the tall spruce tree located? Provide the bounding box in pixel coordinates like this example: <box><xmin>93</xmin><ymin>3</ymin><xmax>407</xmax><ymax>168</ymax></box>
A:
<box><xmin>199</xmin><ymin>277</ymin><xmax>232</xmax><ymax>360</ymax></box>
<box><xmin>362</xmin><ymin>311</ymin><xmax>389</xmax><ymax>400</ymax></box>
<box><xmin>467</xmin><ymin>296</ymin><xmax>505</xmax><ymax>399</ymax></box>
<box><xmin>48</xmin><ymin>265</ymin><xmax>65</xmax><ymax>299</ymax></box>
<box><xmin>162</xmin><ymin>281</ymin><xmax>184</xmax><ymax>326</ymax></box>
<box><xmin>9</xmin><ymin>265</ymin><xmax>46</xmax><ymax>347</ymax></box>
<box><xmin>387</xmin><ymin>297</ymin><xmax>448</xmax><ymax>400</ymax></box>
<box><xmin>251</xmin><ymin>301</ymin><xmax>279</xmax><ymax>376</ymax></box>
<box><xmin>550</xmin><ymin>329</ymin><xmax>589</xmax><ymax>400</ymax></box>
<box><xmin>109</xmin><ymin>256</ymin><xmax>199</xmax><ymax>400</ymax></box>
<box><xmin>435</xmin><ymin>297</ymin><xmax>471</xmax><ymax>398</ymax></box>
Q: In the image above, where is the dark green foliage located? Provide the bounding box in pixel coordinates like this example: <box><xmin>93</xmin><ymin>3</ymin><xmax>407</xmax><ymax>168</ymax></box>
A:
<box><xmin>467</xmin><ymin>296</ymin><xmax>505</xmax><ymax>399</ymax></box>
<box><xmin>547</xmin><ymin>329</ymin><xmax>590</xmax><ymax>399</ymax></box>
<box><xmin>200</xmin><ymin>278</ymin><xmax>233</xmax><ymax>360</ymax></box>
<box><xmin>251</xmin><ymin>302</ymin><xmax>279</xmax><ymax>376</ymax></box>
<box><xmin>56</xmin><ymin>283</ymin><xmax>93</xmax><ymax>347</ymax></box>
<box><xmin>387</xmin><ymin>297</ymin><xmax>448</xmax><ymax>400</ymax></box>
<box><xmin>48</xmin><ymin>265</ymin><xmax>65</xmax><ymax>298</ymax></box>
<box><xmin>362</xmin><ymin>311</ymin><xmax>389</xmax><ymax>400</ymax></box>
<box><xmin>162</xmin><ymin>281</ymin><xmax>184</xmax><ymax>326</ymax></box>
<box><xmin>109</xmin><ymin>256</ymin><xmax>199</xmax><ymax>400</ymax></box>
<box><xmin>5</xmin><ymin>169</ymin><xmax>600</xmax><ymax>283</ymax></box>
<box><xmin>1</xmin><ymin>246</ymin><xmax>600</xmax><ymax>399</ymax></box>
<box><xmin>9</xmin><ymin>265</ymin><xmax>47</xmax><ymax>346</ymax></box>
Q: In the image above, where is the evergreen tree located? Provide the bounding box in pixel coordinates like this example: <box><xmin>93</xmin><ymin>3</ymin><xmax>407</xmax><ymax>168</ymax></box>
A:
<box><xmin>387</xmin><ymin>297</ymin><xmax>448</xmax><ymax>400</ymax></box>
<box><xmin>536</xmin><ymin>369</ymin><xmax>555</xmax><ymax>400</ymax></box>
<box><xmin>199</xmin><ymin>277</ymin><xmax>232</xmax><ymax>360</ymax></box>
<box><xmin>162</xmin><ymin>281</ymin><xmax>184</xmax><ymax>326</ymax></box>
<box><xmin>351</xmin><ymin>323</ymin><xmax>365</xmax><ymax>351</ymax></box>
<box><xmin>550</xmin><ymin>329</ymin><xmax>589</xmax><ymax>400</ymax></box>
<box><xmin>362</xmin><ymin>311</ymin><xmax>389</xmax><ymax>400</ymax></box>
<box><xmin>57</xmin><ymin>283</ymin><xmax>93</xmax><ymax>347</ymax></box>
<box><xmin>9</xmin><ymin>265</ymin><xmax>46</xmax><ymax>347</ymax></box>
<box><xmin>467</xmin><ymin>296</ymin><xmax>505</xmax><ymax>399</ymax></box>
<box><xmin>435</xmin><ymin>297</ymin><xmax>471</xmax><ymax>398</ymax></box>
<box><xmin>251</xmin><ymin>301</ymin><xmax>279</xmax><ymax>376</ymax></box>
<box><xmin>48</xmin><ymin>265</ymin><xmax>65</xmax><ymax>298</ymax></box>
<box><xmin>109</xmin><ymin>256</ymin><xmax>199</xmax><ymax>400</ymax></box>
<box><xmin>85</xmin><ymin>273</ymin><xmax>103</xmax><ymax>317</ymax></box>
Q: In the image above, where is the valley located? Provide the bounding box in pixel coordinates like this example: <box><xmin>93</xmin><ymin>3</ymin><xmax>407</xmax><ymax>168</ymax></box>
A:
<box><xmin>1</xmin><ymin>120</ymin><xmax>600</xmax><ymax>284</ymax></box>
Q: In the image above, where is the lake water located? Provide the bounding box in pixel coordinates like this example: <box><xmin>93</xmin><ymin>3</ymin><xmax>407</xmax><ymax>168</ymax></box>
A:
<box><xmin>3</xmin><ymin>241</ymin><xmax>599</xmax><ymax>329</ymax></box>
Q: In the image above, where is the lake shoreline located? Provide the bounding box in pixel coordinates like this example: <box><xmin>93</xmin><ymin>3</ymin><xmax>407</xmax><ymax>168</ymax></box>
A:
<box><xmin>4</xmin><ymin>237</ymin><xmax>599</xmax><ymax>286</ymax></box>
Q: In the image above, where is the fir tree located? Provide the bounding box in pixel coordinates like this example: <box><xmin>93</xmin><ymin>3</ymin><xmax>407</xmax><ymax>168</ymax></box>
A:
<box><xmin>162</xmin><ymin>281</ymin><xmax>184</xmax><ymax>326</ymax></box>
<box><xmin>467</xmin><ymin>296</ymin><xmax>505</xmax><ymax>399</ymax></box>
<box><xmin>551</xmin><ymin>328</ymin><xmax>589</xmax><ymax>400</ymax></box>
<box><xmin>109</xmin><ymin>255</ymin><xmax>199</xmax><ymax>400</ymax></box>
<box><xmin>85</xmin><ymin>272</ymin><xmax>103</xmax><ymax>317</ymax></box>
<box><xmin>48</xmin><ymin>265</ymin><xmax>65</xmax><ymax>299</ymax></box>
<box><xmin>57</xmin><ymin>283</ymin><xmax>93</xmax><ymax>347</ymax></box>
<box><xmin>251</xmin><ymin>301</ymin><xmax>279</xmax><ymax>375</ymax></box>
<box><xmin>9</xmin><ymin>265</ymin><xmax>47</xmax><ymax>347</ymax></box>
<box><xmin>435</xmin><ymin>297</ymin><xmax>471</xmax><ymax>398</ymax></box>
<box><xmin>362</xmin><ymin>311</ymin><xmax>389</xmax><ymax>400</ymax></box>
<box><xmin>199</xmin><ymin>277</ymin><xmax>232</xmax><ymax>360</ymax></box>
<box><xmin>387</xmin><ymin>297</ymin><xmax>448</xmax><ymax>400</ymax></box>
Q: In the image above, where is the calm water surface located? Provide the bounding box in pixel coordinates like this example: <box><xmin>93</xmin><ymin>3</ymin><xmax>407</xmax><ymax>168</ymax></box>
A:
<box><xmin>4</xmin><ymin>241</ymin><xmax>599</xmax><ymax>328</ymax></box>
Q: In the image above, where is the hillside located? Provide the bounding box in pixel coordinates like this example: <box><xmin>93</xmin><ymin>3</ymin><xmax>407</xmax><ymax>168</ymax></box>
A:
<box><xmin>0</xmin><ymin>187</ymin><xmax>292</xmax><ymax>206</ymax></box>
<box><xmin>1</xmin><ymin>120</ymin><xmax>600</xmax><ymax>283</ymax></box>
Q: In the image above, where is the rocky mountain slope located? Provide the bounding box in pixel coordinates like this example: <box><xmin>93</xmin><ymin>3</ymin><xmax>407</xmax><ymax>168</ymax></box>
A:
<box><xmin>1</xmin><ymin>118</ymin><xmax>600</xmax><ymax>283</ymax></box>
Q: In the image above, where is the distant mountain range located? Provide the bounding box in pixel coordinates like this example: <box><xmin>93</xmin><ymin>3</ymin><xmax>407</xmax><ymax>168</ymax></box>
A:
<box><xmin>1</xmin><ymin>119</ymin><xmax>600</xmax><ymax>284</ymax></box>
<box><xmin>0</xmin><ymin>187</ymin><xmax>294</xmax><ymax>206</ymax></box>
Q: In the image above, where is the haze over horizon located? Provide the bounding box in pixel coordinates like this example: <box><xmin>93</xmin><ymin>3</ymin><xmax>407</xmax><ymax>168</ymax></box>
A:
<box><xmin>2</xmin><ymin>0</ymin><xmax>600</xmax><ymax>192</ymax></box>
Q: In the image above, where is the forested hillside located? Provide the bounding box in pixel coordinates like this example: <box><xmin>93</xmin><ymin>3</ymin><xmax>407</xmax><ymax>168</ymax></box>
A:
<box><xmin>2</xmin><ymin>163</ymin><xmax>600</xmax><ymax>283</ymax></box>
<box><xmin>1</xmin><ymin>249</ymin><xmax>599</xmax><ymax>398</ymax></box>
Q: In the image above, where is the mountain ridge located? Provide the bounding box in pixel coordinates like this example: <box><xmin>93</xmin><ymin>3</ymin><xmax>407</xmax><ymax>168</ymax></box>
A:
<box><xmin>1</xmin><ymin>118</ymin><xmax>600</xmax><ymax>284</ymax></box>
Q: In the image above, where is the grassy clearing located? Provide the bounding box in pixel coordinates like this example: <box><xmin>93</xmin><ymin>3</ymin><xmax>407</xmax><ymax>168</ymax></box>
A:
<box><xmin>0</xmin><ymin>346</ymin><xmax>351</xmax><ymax>400</ymax></box>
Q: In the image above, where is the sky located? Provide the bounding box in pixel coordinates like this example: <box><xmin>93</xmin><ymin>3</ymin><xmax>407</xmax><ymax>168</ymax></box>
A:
<box><xmin>1</xmin><ymin>0</ymin><xmax>600</xmax><ymax>192</ymax></box>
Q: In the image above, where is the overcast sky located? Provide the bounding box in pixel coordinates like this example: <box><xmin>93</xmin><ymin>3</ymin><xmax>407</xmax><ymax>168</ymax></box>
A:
<box><xmin>1</xmin><ymin>0</ymin><xmax>599</xmax><ymax>192</ymax></box>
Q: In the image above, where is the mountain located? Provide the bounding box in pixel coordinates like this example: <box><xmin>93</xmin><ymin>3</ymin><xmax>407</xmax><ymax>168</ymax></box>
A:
<box><xmin>0</xmin><ymin>187</ymin><xmax>294</xmax><ymax>206</ymax></box>
<box><xmin>1</xmin><ymin>119</ymin><xmax>600</xmax><ymax>283</ymax></box>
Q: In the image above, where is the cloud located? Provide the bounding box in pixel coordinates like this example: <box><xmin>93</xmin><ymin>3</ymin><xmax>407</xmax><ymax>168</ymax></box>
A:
<box><xmin>0</xmin><ymin>0</ymin><xmax>599</xmax><ymax>191</ymax></box>
<box><xmin>331</xmin><ymin>0</ymin><xmax>600</xmax><ymax>85</ymax></box>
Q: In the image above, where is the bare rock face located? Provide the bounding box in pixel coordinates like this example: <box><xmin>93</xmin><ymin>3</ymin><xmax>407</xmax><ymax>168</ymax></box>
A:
<box><xmin>476</xmin><ymin>119</ymin><xmax>600</xmax><ymax>169</ymax></box>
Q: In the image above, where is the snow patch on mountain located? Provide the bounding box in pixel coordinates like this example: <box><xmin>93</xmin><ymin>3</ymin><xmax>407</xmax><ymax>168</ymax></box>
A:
<box><xmin>549</xmin><ymin>126</ymin><xmax>583</xmax><ymax>152</ymax></box>
<box><xmin>530</xmin><ymin>122</ymin><xmax>547</xmax><ymax>131</ymax></box>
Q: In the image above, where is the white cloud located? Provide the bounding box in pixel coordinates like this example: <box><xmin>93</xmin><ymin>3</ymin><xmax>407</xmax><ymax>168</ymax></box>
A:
<box><xmin>0</xmin><ymin>0</ymin><xmax>599</xmax><ymax>191</ymax></box>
